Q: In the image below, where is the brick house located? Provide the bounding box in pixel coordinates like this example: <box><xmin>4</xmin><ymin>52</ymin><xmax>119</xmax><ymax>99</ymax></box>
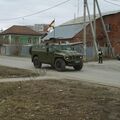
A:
<box><xmin>44</xmin><ymin>10</ymin><xmax>120</xmax><ymax>57</ymax></box>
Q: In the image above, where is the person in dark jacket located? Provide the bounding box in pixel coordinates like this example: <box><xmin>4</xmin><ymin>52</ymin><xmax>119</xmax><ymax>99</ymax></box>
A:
<box><xmin>98</xmin><ymin>48</ymin><xmax>103</xmax><ymax>63</ymax></box>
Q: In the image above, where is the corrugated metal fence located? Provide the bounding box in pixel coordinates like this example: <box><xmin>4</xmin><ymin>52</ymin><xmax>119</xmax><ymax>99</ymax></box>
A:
<box><xmin>0</xmin><ymin>44</ymin><xmax>32</xmax><ymax>57</ymax></box>
<box><xmin>0</xmin><ymin>44</ymin><xmax>114</xmax><ymax>60</ymax></box>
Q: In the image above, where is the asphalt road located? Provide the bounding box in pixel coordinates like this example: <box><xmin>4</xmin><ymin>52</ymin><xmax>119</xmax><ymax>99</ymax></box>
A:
<box><xmin>0</xmin><ymin>55</ymin><xmax>120</xmax><ymax>87</ymax></box>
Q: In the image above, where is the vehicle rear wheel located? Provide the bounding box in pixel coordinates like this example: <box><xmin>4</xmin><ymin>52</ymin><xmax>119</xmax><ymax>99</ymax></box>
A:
<box><xmin>73</xmin><ymin>61</ymin><xmax>83</xmax><ymax>71</ymax></box>
<box><xmin>33</xmin><ymin>56</ymin><xmax>42</xmax><ymax>68</ymax></box>
<box><xmin>54</xmin><ymin>58</ymin><xmax>65</xmax><ymax>71</ymax></box>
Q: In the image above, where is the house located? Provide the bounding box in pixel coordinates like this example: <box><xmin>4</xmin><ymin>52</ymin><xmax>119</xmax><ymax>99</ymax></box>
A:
<box><xmin>0</xmin><ymin>25</ymin><xmax>44</xmax><ymax>56</ymax></box>
<box><xmin>44</xmin><ymin>10</ymin><xmax>120</xmax><ymax>57</ymax></box>
<box><xmin>0</xmin><ymin>25</ymin><xmax>42</xmax><ymax>45</ymax></box>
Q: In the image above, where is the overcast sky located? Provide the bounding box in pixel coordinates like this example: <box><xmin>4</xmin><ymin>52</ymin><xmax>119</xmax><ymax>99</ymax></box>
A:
<box><xmin>0</xmin><ymin>0</ymin><xmax>120</xmax><ymax>30</ymax></box>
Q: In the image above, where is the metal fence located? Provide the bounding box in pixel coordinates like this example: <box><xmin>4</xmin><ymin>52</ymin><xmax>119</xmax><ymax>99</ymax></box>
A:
<box><xmin>0</xmin><ymin>44</ymin><xmax>32</xmax><ymax>57</ymax></box>
<box><xmin>0</xmin><ymin>44</ymin><xmax>114</xmax><ymax>60</ymax></box>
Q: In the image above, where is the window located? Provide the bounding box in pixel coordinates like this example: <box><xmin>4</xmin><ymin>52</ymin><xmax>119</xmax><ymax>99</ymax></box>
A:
<box><xmin>28</xmin><ymin>37</ymin><xmax>32</xmax><ymax>44</ymax></box>
<box><xmin>28</xmin><ymin>39</ymin><xmax>31</xmax><ymax>43</ymax></box>
<box><xmin>105</xmin><ymin>24</ymin><xmax>112</xmax><ymax>32</ymax></box>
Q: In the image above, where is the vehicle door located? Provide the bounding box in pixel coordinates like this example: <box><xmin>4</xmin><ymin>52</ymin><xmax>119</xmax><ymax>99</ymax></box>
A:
<box><xmin>45</xmin><ymin>45</ymin><xmax>55</xmax><ymax>64</ymax></box>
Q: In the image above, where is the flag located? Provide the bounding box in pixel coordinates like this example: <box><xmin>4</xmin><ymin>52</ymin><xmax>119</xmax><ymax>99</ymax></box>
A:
<box><xmin>49</xmin><ymin>19</ymin><xmax>55</xmax><ymax>28</ymax></box>
<box><xmin>47</xmin><ymin>19</ymin><xmax>55</xmax><ymax>32</ymax></box>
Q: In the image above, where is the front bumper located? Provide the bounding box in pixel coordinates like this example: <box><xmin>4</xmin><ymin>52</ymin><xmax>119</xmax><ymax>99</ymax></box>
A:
<box><xmin>65</xmin><ymin>60</ymin><xmax>82</xmax><ymax>66</ymax></box>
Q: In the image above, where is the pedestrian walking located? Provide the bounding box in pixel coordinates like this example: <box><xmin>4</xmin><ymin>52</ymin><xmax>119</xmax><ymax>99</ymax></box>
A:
<box><xmin>98</xmin><ymin>48</ymin><xmax>103</xmax><ymax>64</ymax></box>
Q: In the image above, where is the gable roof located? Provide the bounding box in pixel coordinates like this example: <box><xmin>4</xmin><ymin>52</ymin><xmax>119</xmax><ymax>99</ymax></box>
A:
<box><xmin>62</xmin><ymin>10</ymin><xmax>120</xmax><ymax>25</ymax></box>
<box><xmin>0</xmin><ymin>25</ymin><xmax>42</xmax><ymax>36</ymax></box>
<box><xmin>44</xmin><ymin>23</ymin><xmax>84</xmax><ymax>40</ymax></box>
<box><xmin>44</xmin><ymin>10</ymin><xmax>120</xmax><ymax>40</ymax></box>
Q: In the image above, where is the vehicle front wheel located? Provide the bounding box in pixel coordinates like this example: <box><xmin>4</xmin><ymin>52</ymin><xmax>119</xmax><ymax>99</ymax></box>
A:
<box><xmin>73</xmin><ymin>62</ymin><xmax>83</xmax><ymax>71</ymax></box>
<box><xmin>33</xmin><ymin>57</ymin><xmax>42</xmax><ymax>68</ymax></box>
<box><xmin>54</xmin><ymin>58</ymin><xmax>65</xmax><ymax>71</ymax></box>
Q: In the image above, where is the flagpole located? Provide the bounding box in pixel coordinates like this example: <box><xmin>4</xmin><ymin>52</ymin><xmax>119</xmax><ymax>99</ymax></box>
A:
<box><xmin>54</xmin><ymin>19</ymin><xmax>55</xmax><ymax>38</ymax></box>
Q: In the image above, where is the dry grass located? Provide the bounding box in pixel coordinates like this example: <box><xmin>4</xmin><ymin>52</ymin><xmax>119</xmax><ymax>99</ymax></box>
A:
<box><xmin>0</xmin><ymin>66</ymin><xmax>42</xmax><ymax>78</ymax></box>
<box><xmin>0</xmin><ymin>79</ymin><xmax>120</xmax><ymax>120</ymax></box>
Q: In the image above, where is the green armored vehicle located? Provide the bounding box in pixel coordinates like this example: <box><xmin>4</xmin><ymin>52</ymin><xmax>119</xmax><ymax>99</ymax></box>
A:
<box><xmin>30</xmin><ymin>44</ymin><xmax>83</xmax><ymax>71</ymax></box>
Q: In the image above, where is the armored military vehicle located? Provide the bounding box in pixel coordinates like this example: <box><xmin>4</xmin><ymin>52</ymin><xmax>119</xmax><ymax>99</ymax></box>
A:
<box><xmin>30</xmin><ymin>43</ymin><xmax>83</xmax><ymax>71</ymax></box>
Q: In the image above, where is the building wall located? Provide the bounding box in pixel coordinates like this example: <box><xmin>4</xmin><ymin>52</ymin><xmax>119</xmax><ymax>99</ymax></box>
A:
<box><xmin>0</xmin><ymin>34</ymin><xmax>40</xmax><ymax>45</ymax></box>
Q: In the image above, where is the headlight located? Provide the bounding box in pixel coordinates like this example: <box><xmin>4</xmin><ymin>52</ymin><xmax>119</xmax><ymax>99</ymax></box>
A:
<box><xmin>64</xmin><ymin>56</ymin><xmax>69</xmax><ymax>60</ymax></box>
<box><xmin>80</xmin><ymin>56</ymin><xmax>83</xmax><ymax>59</ymax></box>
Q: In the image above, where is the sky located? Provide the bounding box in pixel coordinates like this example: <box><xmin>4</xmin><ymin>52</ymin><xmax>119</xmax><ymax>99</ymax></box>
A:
<box><xmin>0</xmin><ymin>0</ymin><xmax>120</xmax><ymax>30</ymax></box>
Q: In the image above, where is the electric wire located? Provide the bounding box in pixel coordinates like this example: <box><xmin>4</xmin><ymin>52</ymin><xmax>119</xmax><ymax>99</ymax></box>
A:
<box><xmin>104</xmin><ymin>0</ymin><xmax>120</xmax><ymax>6</ymax></box>
<box><xmin>0</xmin><ymin>0</ymin><xmax>71</xmax><ymax>21</ymax></box>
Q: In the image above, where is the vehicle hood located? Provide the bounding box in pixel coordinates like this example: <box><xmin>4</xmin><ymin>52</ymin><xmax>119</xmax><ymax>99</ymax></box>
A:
<box><xmin>55</xmin><ymin>50</ymin><xmax>82</xmax><ymax>56</ymax></box>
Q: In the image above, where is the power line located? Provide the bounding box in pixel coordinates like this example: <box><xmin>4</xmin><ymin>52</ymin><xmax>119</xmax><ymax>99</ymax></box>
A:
<box><xmin>104</xmin><ymin>0</ymin><xmax>120</xmax><ymax>6</ymax></box>
<box><xmin>0</xmin><ymin>0</ymin><xmax>71</xmax><ymax>21</ymax></box>
<box><xmin>110</xmin><ymin>0</ymin><xmax>120</xmax><ymax>2</ymax></box>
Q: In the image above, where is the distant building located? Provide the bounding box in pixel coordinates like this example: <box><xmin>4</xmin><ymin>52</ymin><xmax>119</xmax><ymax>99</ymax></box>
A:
<box><xmin>27</xmin><ymin>24</ymin><xmax>49</xmax><ymax>33</ymax></box>
<box><xmin>0</xmin><ymin>25</ymin><xmax>42</xmax><ymax>45</ymax></box>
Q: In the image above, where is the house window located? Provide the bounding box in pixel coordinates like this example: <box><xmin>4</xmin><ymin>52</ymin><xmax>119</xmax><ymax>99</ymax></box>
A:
<box><xmin>105</xmin><ymin>24</ymin><xmax>112</xmax><ymax>32</ymax></box>
<box><xmin>33</xmin><ymin>38</ymin><xmax>37</xmax><ymax>44</ymax></box>
<box><xmin>28</xmin><ymin>39</ymin><xmax>32</xmax><ymax>44</ymax></box>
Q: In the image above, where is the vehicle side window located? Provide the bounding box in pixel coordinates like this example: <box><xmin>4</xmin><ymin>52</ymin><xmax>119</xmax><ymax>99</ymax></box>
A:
<box><xmin>39</xmin><ymin>45</ymin><xmax>46</xmax><ymax>52</ymax></box>
<box><xmin>48</xmin><ymin>46</ymin><xmax>54</xmax><ymax>52</ymax></box>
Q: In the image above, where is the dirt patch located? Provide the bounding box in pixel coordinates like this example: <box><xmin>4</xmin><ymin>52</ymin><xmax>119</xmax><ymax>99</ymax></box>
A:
<box><xmin>0</xmin><ymin>79</ymin><xmax>120</xmax><ymax>120</ymax></box>
<box><xmin>0</xmin><ymin>66</ymin><xmax>44</xmax><ymax>78</ymax></box>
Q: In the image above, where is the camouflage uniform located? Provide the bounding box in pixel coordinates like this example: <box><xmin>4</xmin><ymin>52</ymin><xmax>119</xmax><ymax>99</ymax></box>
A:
<box><xmin>98</xmin><ymin>50</ymin><xmax>103</xmax><ymax>63</ymax></box>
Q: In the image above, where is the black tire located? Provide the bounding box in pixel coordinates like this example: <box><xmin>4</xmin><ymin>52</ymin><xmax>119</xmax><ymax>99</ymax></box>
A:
<box><xmin>29</xmin><ymin>46</ymin><xmax>32</xmax><ymax>55</ymax></box>
<box><xmin>33</xmin><ymin>56</ymin><xmax>42</xmax><ymax>68</ymax></box>
<box><xmin>73</xmin><ymin>61</ymin><xmax>83</xmax><ymax>71</ymax></box>
<box><xmin>54</xmin><ymin>58</ymin><xmax>65</xmax><ymax>71</ymax></box>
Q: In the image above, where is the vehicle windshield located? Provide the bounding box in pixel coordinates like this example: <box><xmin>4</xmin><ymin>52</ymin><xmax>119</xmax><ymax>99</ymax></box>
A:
<box><xmin>49</xmin><ymin>44</ymin><xmax>73</xmax><ymax>52</ymax></box>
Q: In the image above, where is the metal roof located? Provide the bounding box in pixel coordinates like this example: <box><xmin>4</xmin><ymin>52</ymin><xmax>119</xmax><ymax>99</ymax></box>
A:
<box><xmin>44</xmin><ymin>10</ymin><xmax>120</xmax><ymax>40</ymax></box>
<box><xmin>44</xmin><ymin>23</ymin><xmax>84</xmax><ymax>40</ymax></box>
<box><xmin>0</xmin><ymin>25</ymin><xmax>42</xmax><ymax>36</ymax></box>
<box><xmin>62</xmin><ymin>10</ymin><xmax>120</xmax><ymax>25</ymax></box>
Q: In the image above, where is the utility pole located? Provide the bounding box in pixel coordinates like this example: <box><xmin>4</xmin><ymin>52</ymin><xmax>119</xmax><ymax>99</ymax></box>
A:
<box><xmin>93</xmin><ymin>0</ymin><xmax>98</xmax><ymax>59</ymax></box>
<box><xmin>95</xmin><ymin>0</ymin><xmax>113</xmax><ymax>56</ymax></box>
<box><xmin>83</xmin><ymin>0</ymin><xmax>113</xmax><ymax>60</ymax></box>
<box><xmin>93</xmin><ymin>0</ymin><xmax>96</xmax><ymax>44</ymax></box>
<box><xmin>93</xmin><ymin>0</ymin><xmax>97</xmax><ymax>47</ymax></box>
<box><xmin>83</xmin><ymin>0</ymin><xmax>87</xmax><ymax>61</ymax></box>
<box><xmin>86</xmin><ymin>1</ymin><xmax>98</xmax><ymax>55</ymax></box>
<box><xmin>77</xmin><ymin>0</ymin><xmax>80</xmax><ymax>17</ymax></box>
